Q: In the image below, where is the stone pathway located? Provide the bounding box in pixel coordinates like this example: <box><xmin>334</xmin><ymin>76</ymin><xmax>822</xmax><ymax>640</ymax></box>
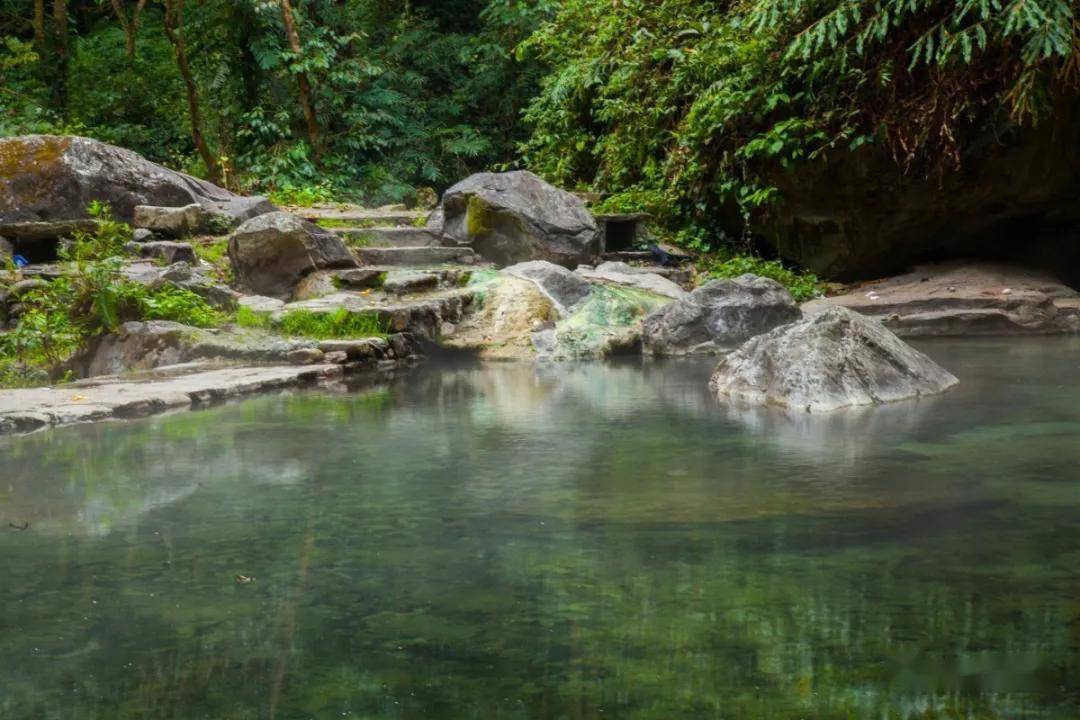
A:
<box><xmin>0</xmin><ymin>364</ymin><xmax>343</xmax><ymax>435</ymax></box>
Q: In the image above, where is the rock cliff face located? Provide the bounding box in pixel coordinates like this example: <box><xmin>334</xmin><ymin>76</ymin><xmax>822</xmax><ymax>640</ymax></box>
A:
<box><xmin>760</xmin><ymin>104</ymin><xmax>1080</xmax><ymax>281</ymax></box>
<box><xmin>0</xmin><ymin>135</ymin><xmax>273</xmax><ymax>228</ymax></box>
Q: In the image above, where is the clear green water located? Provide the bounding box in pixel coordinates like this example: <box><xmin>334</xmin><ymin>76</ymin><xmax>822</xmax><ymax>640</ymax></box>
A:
<box><xmin>2</xmin><ymin>338</ymin><xmax>1080</xmax><ymax>720</ymax></box>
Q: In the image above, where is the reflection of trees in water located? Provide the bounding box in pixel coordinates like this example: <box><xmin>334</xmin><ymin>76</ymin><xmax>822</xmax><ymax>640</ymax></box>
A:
<box><xmin>2</xmin><ymin>354</ymin><xmax>1080</xmax><ymax>718</ymax></box>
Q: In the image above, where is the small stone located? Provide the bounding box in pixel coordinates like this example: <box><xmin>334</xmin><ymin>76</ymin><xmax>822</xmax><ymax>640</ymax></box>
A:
<box><xmin>286</xmin><ymin>347</ymin><xmax>325</xmax><ymax>365</ymax></box>
<box><xmin>1002</xmin><ymin>288</ymin><xmax>1012</xmax><ymax>295</ymax></box>
<box><xmin>132</xmin><ymin>228</ymin><xmax>154</xmax><ymax>243</ymax></box>
<box><xmin>323</xmin><ymin>350</ymin><xmax>348</xmax><ymax>364</ymax></box>
<box><xmin>130</xmin><ymin>240</ymin><xmax>197</xmax><ymax>265</ymax></box>
<box><xmin>440</xmin><ymin>322</ymin><xmax>457</xmax><ymax>337</ymax></box>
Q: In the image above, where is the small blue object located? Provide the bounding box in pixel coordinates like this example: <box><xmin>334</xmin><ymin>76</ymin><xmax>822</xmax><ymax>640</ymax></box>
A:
<box><xmin>13</xmin><ymin>254</ymin><xmax>30</xmax><ymax>268</ymax></box>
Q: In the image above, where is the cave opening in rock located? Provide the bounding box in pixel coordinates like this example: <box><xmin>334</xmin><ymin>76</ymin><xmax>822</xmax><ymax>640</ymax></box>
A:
<box><xmin>13</xmin><ymin>238</ymin><xmax>60</xmax><ymax>265</ymax></box>
<box><xmin>911</xmin><ymin>217</ymin><xmax>1080</xmax><ymax>290</ymax></box>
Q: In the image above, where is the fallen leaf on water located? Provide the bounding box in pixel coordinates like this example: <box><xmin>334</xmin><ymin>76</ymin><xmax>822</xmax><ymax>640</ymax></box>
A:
<box><xmin>235</xmin><ymin>575</ymin><xmax>255</xmax><ymax>584</ymax></box>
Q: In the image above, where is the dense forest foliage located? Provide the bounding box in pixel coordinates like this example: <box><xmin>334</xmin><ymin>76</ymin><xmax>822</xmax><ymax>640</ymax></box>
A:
<box><xmin>1</xmin><ymin>0</ymin><xmax>1078</xmax><ymax>245</ymax></box>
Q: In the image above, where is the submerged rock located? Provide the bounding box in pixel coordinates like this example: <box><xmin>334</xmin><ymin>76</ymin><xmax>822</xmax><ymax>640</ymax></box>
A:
<box><xmin>0</xmin><ymin>135</ymin><xmax>273</xmax><ymax>227</ymax></box>
<box><xmin>710</xmin><ymin>306</ymin><xmax>958</xmax><ymax>412</ymax></box>
<box><xmin>643</xmin><ymin>274</ymin><xmax>801</xmax><ymax>355</ymax></box>
<box><xmin>439</xmin><ymin>171</ymin><xmax>599</xmax><ymax>268</ymax></box>
<box><xmin>228</xmin><ymin>211</ymin><xmax>356</xmax><ymax>299</ymax></box>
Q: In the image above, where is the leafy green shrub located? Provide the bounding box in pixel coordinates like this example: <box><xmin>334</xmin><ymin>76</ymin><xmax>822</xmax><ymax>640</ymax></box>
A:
<box><xmin>703</xmin><ymin>255</ymin><xmax>825</xmax><ymax>302</ymax></box>
<box><xmin>520</xmin><ymin>0</ymin><xmax>1080</xmax><ymax>258</ymax></box>
<box><xmin>267</xmin><ymin>182</ymin><xmax>338</xmax><ymax>208</ymax></box>
<box><xmin>0</xmin><ymin>204</ymin><xmax>226</xmax><ymax>387</ymax></box>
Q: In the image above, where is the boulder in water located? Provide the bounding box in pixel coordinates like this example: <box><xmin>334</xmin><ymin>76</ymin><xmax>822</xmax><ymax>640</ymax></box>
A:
<box><xmin>710</xmin><ymin>306</ymin><xmax>958</xmax><ymax>412</ymax></box>
<box><xmin>439</xmin><ymin>171</ymin><xmax>598</xmax><ymax>268</ymax></box>
<box><xmin>643</xmin><ymin>274</ymin><xmax>801</xmax><ymax>355</ymax></box>
<box><xmin>228</xmin><ymin>211</ymin><xmax>356</xmax><ymax>299</ymax></box>
<box><xmin>0</xmin><ymin>135</ymin><xmax>273</xmax><ymax>229</ymax></box>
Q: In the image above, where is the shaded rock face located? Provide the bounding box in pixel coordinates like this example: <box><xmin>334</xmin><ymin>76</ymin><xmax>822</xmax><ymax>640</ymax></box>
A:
<box><xmin>710</xmin><ymin>306</ymin><xmax>958</xmax><ymax>412</ymax></box>
<box><xmin>228</xmin><ymin>211</ymin><xmax>356</xmax><ymax>299</ymax></box>
<box><xmin>439</xmin><ymin>171</ymin><xmax>599</xmax><ymax>268</ymax></box>
<box><xmin>803</xmin><ymin>261</ymin><xmax>1080</xmax><ymax>336</ymax></box>
<box><xmin>0</xmin><ymin>135</ymin><xmax>273</xmax><ymax>228</ymax></box>
<box><xmin>643</xmin><ymin>274</ymin><xmax>801</xmax><ymax>355</ymax></box>
<box><xmin>761</xmin><ymin>104</ymin><xmax>1080</xmax><ymax>281</ymax></box>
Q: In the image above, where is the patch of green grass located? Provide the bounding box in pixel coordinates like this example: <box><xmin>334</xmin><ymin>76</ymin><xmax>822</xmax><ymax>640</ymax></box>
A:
<box><xmin>315</xmin><ymin>218</ymin><xmax>379</xmax><ymax>230</ymax></box>
<box><xmin>138</xmin><ymin>286</ymin><xmax>225</xmax><ymax>328</ymax></box>
<box><xmin>278</xmin><ymin>308</ymin><xmax>387</xmax><ymax>340</ymax></box>
<box><xmin>702</xmin><ymin>255</ymin><xmax>825</xmax><ymax>302</ymax></box>
<box><xmin>233</xmin><ymin>306</ymin><xmax>276</xmax><ymax>331</ymax></box>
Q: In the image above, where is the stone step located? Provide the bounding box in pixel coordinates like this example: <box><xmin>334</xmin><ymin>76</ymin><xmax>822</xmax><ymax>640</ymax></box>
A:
<box><xmin>296</xmin><ymin>208</ymin><xmax>428</xmax><ymax>226</ymax></box>
<box><xmin>278</xmin><ymin>287</ymin><xmax>478</xmax><ymax>340</ymax></box>
<box><xmin>333</xmin><ymin>226</ymin><xmax>441</xmax><ymax>247</ymax></box>
<box><xmin>356</xmin><ymin>246</ymin><xmax>478</xmax><ymax>266</ymax></box>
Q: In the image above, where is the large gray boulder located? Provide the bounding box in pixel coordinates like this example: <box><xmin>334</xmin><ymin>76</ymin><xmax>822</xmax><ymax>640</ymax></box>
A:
<box><xmin>503</xmin><ymin>260</ymin><xmax>592</xmax><ymax>315</ymax></box>
<box><xmin>643</xmin><ymin>274</ymin><xmax>801</xmax><ymax>355</ymax></box>
<box><xmin>439</xmin><ymin>171</ymin><xmax>598</xmax><ymax>268</ymax></box>
<box><xmin>710</xmin><ymin>306</ymin><xmax>958</xmax><ymax>412</ymax></box>
<box><xmin>0</xmin><ymin>135</ymin><xmax>273</xmax><ymax>229</ymax></box>
<box><xmin>228</xmin><ymin>212</ymin><xmax>357</xmax><ymax>299</ymax></box>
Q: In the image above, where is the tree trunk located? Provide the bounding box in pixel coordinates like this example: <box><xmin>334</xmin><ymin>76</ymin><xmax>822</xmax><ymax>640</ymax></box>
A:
<box><xmin>162</xmin><ymin>0</ymin><xmax>221</xmax><ymax>184</ymax></box>
<box><xmin>33</xmin><ymin>0</ymin><xmax>46</xmax><ymax>46</ymax></box>
<box><xmin>110</xmin><ymin>0</ymin><xmax>148</xmax><ymax>61</ymax></box>
<box><xmin>277</xmin><ymin>0</ymin><xmax>320</xmax><ymax>161</ymax></box>
<box><xmin>50</xmin><ymin>0</ymin><xmax>68</xmax><ymax>111</ymax></box>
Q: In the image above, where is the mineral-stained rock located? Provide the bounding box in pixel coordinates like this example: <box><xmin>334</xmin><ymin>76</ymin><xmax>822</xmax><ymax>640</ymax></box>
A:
<box><xmin>576</xmin><ymin>261</ymin><xmax>688</xmax><ymax>300</ymax></box>
<box><xmin>802</xmin><ymin>261</ymin><xmax>1080</xmax><ymax>336</ymax></box>
<box><xmin>0</xmin><ymin>135</ymin><xmax>273</xmax><ymax>227</ymax></box>
<box><xmin>643</xmin><ymin>274</ymin><xmax>801</xmax><ymax>355</ymax></box>
<box><xmin>228</xmin><ymin>211</ymin><xmax>356</xmax><ymax>298</ymax></box>
<box><xmin>503</xmin><ymin>260</ymin><xmax>592</xmax><ymax>315</ymax></box>
<box><xmin>439</xmin><ymin>171</ymin><xmax>598</xmax><ymax>268</ymax></box>
<box><xmin>710</xmin><ymin>306</ymin><xmax>958</xmax><ymax>412</ymax></box>
<box><xmin>444</xmin><ymin>276</ymin><xmax>559</xmax><ymax>358</ymax></box>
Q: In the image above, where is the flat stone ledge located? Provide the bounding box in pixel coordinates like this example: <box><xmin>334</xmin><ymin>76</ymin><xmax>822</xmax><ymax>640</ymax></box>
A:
<box><xmin>0</xmin><ymin>364</ymin><xmax>343</xmax><ymax>436</ymax></box>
